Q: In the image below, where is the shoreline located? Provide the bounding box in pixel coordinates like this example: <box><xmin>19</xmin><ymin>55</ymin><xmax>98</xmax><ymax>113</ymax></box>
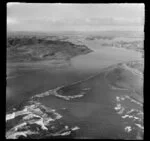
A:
<box><xmin>7</xmin><ymin>59</ymin><xmax>143</xmax><ymax>111</ymax></box>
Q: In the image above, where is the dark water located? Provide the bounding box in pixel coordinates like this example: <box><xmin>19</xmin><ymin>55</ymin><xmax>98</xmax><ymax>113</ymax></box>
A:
<box><xmin>71</xmin><ymin>41</ymin><xmax>142</xmax><ymax>72</ymax></box>
<box><xmin>6</xmin><ymin>47</ymin><xmax>141</xmax><ymax>108</ymax></box>
<box><xmin>6</xmin><ymin>68</ymin><xmax>94</xmax><ymax>109</ymax></box>
<box><xmin>37</xmin><ymin>69</ymin><xmax>143</xmax><ymax>139</ymax></box>
<box><xmin>38</xmin><ymin>71</ymin><xmax>124</xmax><ymax>138</ymax></box>
<box><xmin>6</xmin><ymin>40</ymin><xmax>143</xmax><ymax>139</ymax></box>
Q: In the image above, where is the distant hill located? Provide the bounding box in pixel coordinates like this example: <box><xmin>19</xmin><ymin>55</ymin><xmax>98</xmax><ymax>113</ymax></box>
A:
<box><xmin>7</xmin><ymin>34</ymin><xmax>93</xmax><ymax>63</ymax></box>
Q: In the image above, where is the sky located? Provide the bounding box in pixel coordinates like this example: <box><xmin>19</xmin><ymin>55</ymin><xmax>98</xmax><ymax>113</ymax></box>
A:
<box><xmin>7</xmin><ymin>3</ymin><xmax>145</xmax><ymax>32</ymax></box>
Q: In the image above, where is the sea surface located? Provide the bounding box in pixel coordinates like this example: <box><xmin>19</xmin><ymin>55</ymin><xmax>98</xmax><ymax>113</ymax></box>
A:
<box><xmin>6</xmin><ymin>37</ymin><xmax>143</xmax><ymax>139</ymax></box>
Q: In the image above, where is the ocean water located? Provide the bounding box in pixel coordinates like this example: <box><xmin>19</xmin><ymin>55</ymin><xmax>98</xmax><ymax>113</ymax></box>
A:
<box><xmin>6</xmin><ymin>38</ymin><xmax>143</xmax><ymax>139</ymax></box>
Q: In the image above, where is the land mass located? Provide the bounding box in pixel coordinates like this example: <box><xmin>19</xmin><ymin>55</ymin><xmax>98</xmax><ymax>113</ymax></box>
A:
<box><xmin>7</xmin><ymin>34</ymin><xmax>93</xmax><ymax>63</ymax></box>
<box><xmin>101</xmin><ymin>40</ymin><xmax>144</xmax><ymax>58</ymax></box>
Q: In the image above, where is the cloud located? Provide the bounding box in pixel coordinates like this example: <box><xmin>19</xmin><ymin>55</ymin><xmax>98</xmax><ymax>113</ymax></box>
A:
<box><xmin>7</xmin><ymin>17</ymin><xmax>19</xmax><ymax>25</ymax></box>
<box><xmin>118</xmin><ymin>3</ymin><xmax>144</xmax><ymax>9</ymax></box>
<box><xmin>112</xmin><ymin>17</ymin><xmax>143</xmax><ymax>25</ymax></box>
<box><xmin>7</xmin><ymin>2</ymin><xmax>21</xmax><ymax>8</ymax></box>
<box><xmin>7</xmin><ymin>16</ymin><xmax>143</xmax><ymax>30</ymax></box>
<box><xmin>89</xmin><ymin>17</ymin><xmax>143</xmax><ymax>25</ymax></box>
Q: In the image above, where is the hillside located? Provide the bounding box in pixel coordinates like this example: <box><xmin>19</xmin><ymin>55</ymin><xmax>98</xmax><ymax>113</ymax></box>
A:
<box><xmin>7</xmin><ymin>35</ymin><xmax>93</xmax><ymax>63</ymax></box>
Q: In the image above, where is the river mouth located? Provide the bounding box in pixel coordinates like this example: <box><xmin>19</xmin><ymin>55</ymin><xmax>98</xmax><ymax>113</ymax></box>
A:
<box><xmin>6</xmin><ymin>34</ymin><xmax>144</xmax><ymax>139</ymax></box>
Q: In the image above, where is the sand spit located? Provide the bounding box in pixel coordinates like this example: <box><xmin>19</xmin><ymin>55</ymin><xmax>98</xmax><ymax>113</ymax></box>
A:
<box><xmin>26</xmin><ymin>59</ymin><xmax>144</xmax><ymax>105</ymax></box>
